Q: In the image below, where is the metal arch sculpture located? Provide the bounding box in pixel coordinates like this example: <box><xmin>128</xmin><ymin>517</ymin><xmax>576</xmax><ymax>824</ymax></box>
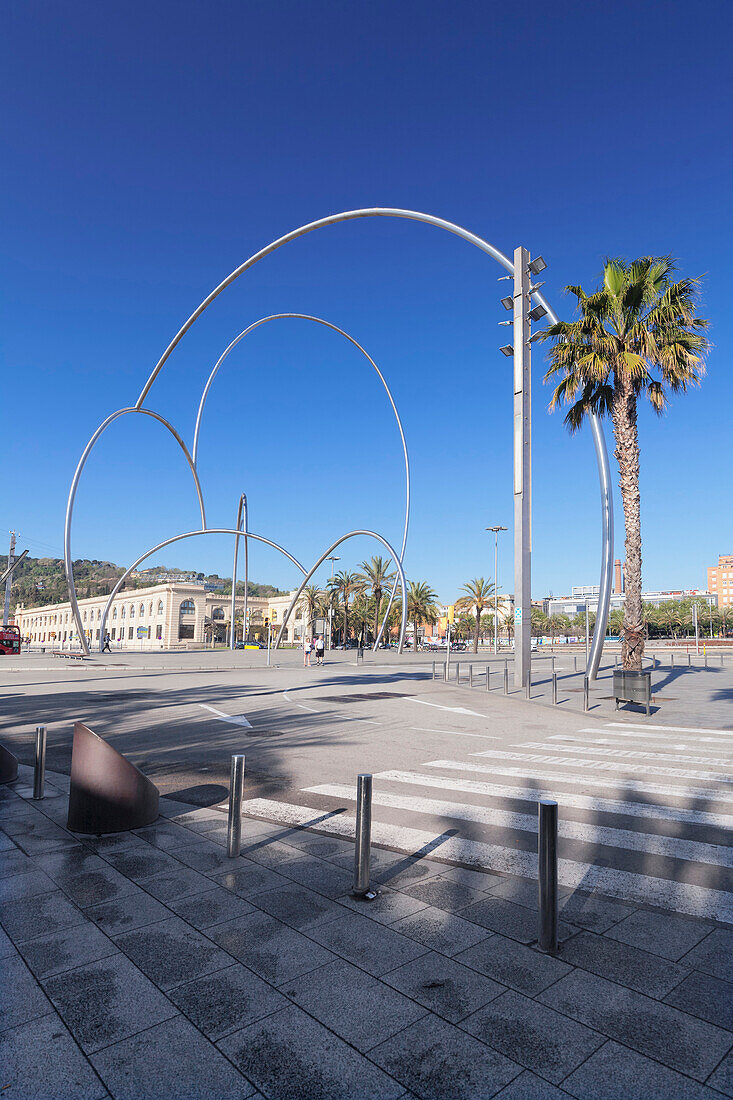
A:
<box><xmin>230</xmin><ymin>493</ymin><xmax>248</xmax><ymax>650</ymax></box>
<box><xmin>64</xmin><ymin>407</ymin><xmax>207</xmax><ymax>655</ymax></box>
<box><xmin>192</xmin><ymin>313</ymin><xmax>410</xmax><ymax>652</ymax></box>
<box><xmin>99</xmin><ymin>528</ymin><xmax>308</xmax><ymax>649</ymax></box>
<box><xmin>129</xmin><ymin>208</ymin><xmax>613</xmax><ymax>680</ymax></box>
<box><xmin>275</xmin><ymin>530</ymin><xmax>408</xmax><ymax>653</ymax></box>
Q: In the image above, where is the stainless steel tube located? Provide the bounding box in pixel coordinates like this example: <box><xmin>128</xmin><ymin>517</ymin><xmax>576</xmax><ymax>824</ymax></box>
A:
<box><xmin>432</xmin><ymin>660</ymin><xmax>436</xmax><ymax>680</ymax></box>
<box><xmin>486</xmin><ymin>666</ymin><xmax>491</xmax><ymax>692</ymax></box>
<box><xmin>443</xmin><ymin>661</ymin><xmax>447</xmax><ymax>682</ymax></box>
<box><xmin>583</xmin><ymin>675</ymin><xmax>589</xmax><ymax>712</ymax></box>
<box><xmin>456</xmin><ymin>662</ymin><xmax>460</xmax><ymax>684</ymax></box>
<box><xmin>503</xmin><ymin>662</ymin><xmax>509</xmax><ymax>694</ymax></box>
<box><xmin>538</xmin><ymin>799</ymin><xmax>558</xmax><ymax>953</ymax></box>
<box><xmin>574</xmin><ymin>655</ymin><xmax>577</xmax><ymax>672</ymax></box>
<box><xmin>525</xmin><ymin>674</ymin><xmax>531</xmax><ymax>700</ymax></box>
<box><xmin>227</xmin><ymin>754</ymin><xmax>246</xmax><ymax>858</ymax></box>
<box><xmin>353</xmin><ymin>774</ymin><xmax>373</xmax><ymax>897</ymax></box>
<box><xmin>552</xmin><ymin>672</ymin><xmax>557</xmax><ymax>705</ymax></box>
<box><xmin>33</xmin><ymin>725</ymin><xmax>47</xmax><ymax>800</ymax></box>
<box><xmin>469</xmin><ymin>665</ymin><xmax>474</xmax><ymax>688</ymax></box>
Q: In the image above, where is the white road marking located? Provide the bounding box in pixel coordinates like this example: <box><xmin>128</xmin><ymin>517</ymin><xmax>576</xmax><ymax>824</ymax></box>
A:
<box><xmin>411</xmin><ymin>727</ymin><xmax>498</xmax><ymax>740</ymax></box>
<box><xmin>586</xmin><ymin>727</ymin><xmax>733</xmax><ymax>743</ymax></box>
<box><xmin>305</xmin><ymin>783</ymin><xmax>732</xmax><ymax>868</ymax></box>
<box><xmin>240</xmin><ymin>797</ymin><xmax>733</xmax><ymax>922</ymax></box>
<box><xmin>555</xmin><ymin>730</ymin><xmax>732</xmax><ymax>747</ymax></box>
<box><xmin>519</xmin><ymin>743</ymin><xmax>732</xmax><ymax>768</ymax></box>
<box><xmin>468</xmin><ymin>748</ymin><xmax>731</xmax><ymax>784</ymax></box>
<box><xmin>198</xmin><ymin>704</ymin><xmax>252</xmax><ymax>728</ymax></box>
<box><xmin>408</xmin><ymin>699</ymin><xmax>489</xmax><ymax>718</ymax></box>
<box><xmin>606</xmin><ymin>722</ymin><xmax>733</xmax><ymax>735</ymax></box>
<box><xmin>282</xmin><ymin>691</ymin><xmax>319</xmax><ymax>713</ymax></box>
<box><xmin>424</xmin><ymin>759</ymin><xmax>733</xmax><ymax>806</ymax></box>
<box><xmin>374</xmin><ymin>770</ymin><xmax>733</xmax><ymax>828</ymax></box>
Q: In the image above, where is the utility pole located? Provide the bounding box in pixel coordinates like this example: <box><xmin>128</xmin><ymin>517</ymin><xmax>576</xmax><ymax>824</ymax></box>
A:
<box><xmin>513</xmin><ymin>248</ymin><xmax>532</xmax><ymax>689</ymax></box>
<box><xmin>486</xmin><ymin>526</ymin><xmax>507</xmax><ymax>655</ymax></box>
<box><xmin>3</xmin><ymin>531</ymin><xmax>16</xmax><ymax>626</ymax></box>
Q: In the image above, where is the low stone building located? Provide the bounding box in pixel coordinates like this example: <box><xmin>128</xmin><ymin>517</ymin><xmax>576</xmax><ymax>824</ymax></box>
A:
<box><xmin>14</xmin><ymin>583</ymin><xmax>308</xmax><ymax>650</ymax></box>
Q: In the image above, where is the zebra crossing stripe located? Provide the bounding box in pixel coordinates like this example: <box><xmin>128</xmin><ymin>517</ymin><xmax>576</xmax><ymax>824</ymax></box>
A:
<box><xmin>506</xmin><ymin>744</ymin><xmax>733</xmax><ymax>768</ymax></box>
<box><xmin>580</xmin><ymin>727</ymin><xmax>733</xmax><ymax>744</ymax></box>
<box><xmin>606</xmin><ymin>722</ymin><xmax>733</xmax><ymax>736</ymax></box>
<box><xmin>304</xmin><ymin>783</ymin><xmax>732</xmax><ymax>868</ymax></box>
<box><xmin>239</xmin><ymin>797</ymin><xmax>733</xmax><ymax>922</ymax></box>
<box><xmin>467</xmin><ymin>747</ymin><xmax>731</xmax><ymax>784</ymax></box>
<box><xmin>423</xmin><ymin>758</ymin><xmax>733</xmax><ymax>806</ymax></box>
<box><xmin>373</xmin><ymin>770</ymin><xmax>733</xmax><ymax>828</ymax></box>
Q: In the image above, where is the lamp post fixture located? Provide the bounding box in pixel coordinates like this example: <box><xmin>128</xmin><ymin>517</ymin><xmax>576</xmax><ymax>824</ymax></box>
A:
<box><xmin>326</xmin><ymin>556</ymin><xmax>340</xmax><ymax>651</ymax></box>
<box><xmin>486</xmin><ymin>526</ymin><xmax>507</xmax><ymax>655</ymax></box>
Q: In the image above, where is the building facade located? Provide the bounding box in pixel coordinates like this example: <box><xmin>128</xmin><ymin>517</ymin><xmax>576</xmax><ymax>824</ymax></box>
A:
<box><xmin>707</xmin><ymin>555</ymin><xmax>733</xmax><ymax>609</ymax></box>
<box><xmin>14</xmin><ymin>584</ymin><xmax>310</xmax><ymax>650</ymax></box>
<box><xmin>544</xmin><ymin>589</ymin><xmax>716</xmax><ymax>619</ymax></box>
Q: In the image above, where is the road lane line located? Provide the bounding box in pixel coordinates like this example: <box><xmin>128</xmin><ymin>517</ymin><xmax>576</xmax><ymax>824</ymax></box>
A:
<box><xmin>411</xmin><ymin>727</ymin><xmax>498</xmax><ymax>740</ymax></box>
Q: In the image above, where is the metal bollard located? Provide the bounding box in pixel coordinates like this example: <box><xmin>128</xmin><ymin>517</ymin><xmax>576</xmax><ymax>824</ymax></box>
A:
<box><xmin>552</xmin><ymin>672</ymin><xmax>558</xmax><ymax>705</ymax></box>
<box><xmin>469</xmin><ymin>665</ymin><xmax>474</xmax><ymax>688</ymax></box>
<box><xmin>503</xmin><ymin>661</ymin><xmax>509</xmax><ymax>694</ymax></box>
<box><xmin>456</xmin><ymin>661</ymin><xmax>460</xmax><ymax>684</ymax></box>
<box><xmin>704</xmin><ymin>653</ymin><xmax>708</xmax><ymax>669</ymax></box>
<box><xmin>353</xmin><ymin>774</ymin><xmax>377</xmax><ymax>899</ymax></box>
<box><xmin>432</xmin><ymin>660</ymin><xmax>436</xmax><ymax>681</ymax></box>
<box><xmin>227</xmin><ymin>754</ymin><xmax>246</xmax><ymax>858</ymax></box>
<box><xmin>33</xmin><ymin>725</ymin><xmax>47</xmax><ymax>800</ymax></box>
<box><xmin>583</xmin><ymin>675</ymin><xmax>589</xmax><ymax>712</ymax></box>
<box><xmin>614</xmin><ymin>654</ymin><xmax>618</xmax><ymax>669</ymax></box>
<box><xmin>722</xmin><ymin>654</ymin><xmax>725</xmax><ymax>667</ymax></box>
<box><xmin>688</xmin><ymin>652</ymin><xmax>691</xmax><ymax>667</ymax></box>
<box><xmin>538</xmin><ymin>799</ymin><xmax>558</xmax><ymax>953</ymax></box>
<box><xmin>574</xmin><ymin>655</ymin><xmax>577</xmax><ymax>672</ymax></box>
<box><xmin>525</xmin><ymin>674</ymin><xmax>531</xmax><ymax>700</ymax></box>
<box><xmin>443</xmin><ymin>661</ymin><xmax>448</xmax><ymax>682</ymax></box>
<box><xmin>551</xmin><ymin>655</ymin><xmax>555</xmax><ymax>675</ymax></box>
<box><xmin>671</xmin><ymin>653</ymin><xmax>674</xmax><ymax>669</ymax></box>
<box><xmin>486</xmin><ymin>666</ymin><xmax>491</xmax><ymax>692</ymax></box>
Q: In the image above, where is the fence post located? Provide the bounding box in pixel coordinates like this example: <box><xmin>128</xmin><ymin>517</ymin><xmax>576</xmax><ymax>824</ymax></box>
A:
<box><xmin>538</xmin><ymin>799</ymin><xmax>558</xmax><ymax>953</ymax></box>
<box><xmin>552</xmin><ymin>672</ymin><xmax>558</xmax><ymax>705</ymax></box>
<box><xmin>583</xmin><ymin>675</ymin><xmax>589</xmax><ymax>712</ymax></box>
<box><xmin>33</xmin><ymin>725</ymin><xmax>47</xmax><ymax>800</ymax></box>
<box><xmin>353</xmin><ymin>774</ymin><xmax>376</xmax><ymax>899</ymax></box>
<box><xmin>227</xmin><ymin>754</ymin><xmax>245</xmax><ymax>858</ymax></box>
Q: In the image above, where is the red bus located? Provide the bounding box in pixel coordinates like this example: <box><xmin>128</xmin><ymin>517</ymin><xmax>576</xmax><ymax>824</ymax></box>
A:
<box><xmin>0</xmin><ymin>625</ymin><xmax>21</xmax><ymax>655</ymax></box>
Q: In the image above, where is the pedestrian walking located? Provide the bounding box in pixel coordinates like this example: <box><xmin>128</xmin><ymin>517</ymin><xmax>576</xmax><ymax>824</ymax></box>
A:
<box><xmin>103</xmin><ymin>632</ymin><xmax>111</xmax><ymax>652</ymax></box>
<box><xmin>303</xmin><ymin>637</ymin><xmax>312</xmax><ymax>667</ymax></box>
<box><xmin>315</xmin><ymin>635</ymin><xmax>325</xmax><ymax>665</ymax></box>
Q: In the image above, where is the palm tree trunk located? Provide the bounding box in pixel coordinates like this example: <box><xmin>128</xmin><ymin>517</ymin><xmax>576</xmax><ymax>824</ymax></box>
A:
<box><xmin>612</xmin><ymin>378</ymin><xmax>644</xmax><ymax>670</ymax></box>
<box><xmin>373</xmin><ymin>588</ymin><xmax>382</xmax><ymax>643</ymax></box>
<box><xmin>343</xmin><ymin>602</ymin><xmax>348</xmax><ymax>646</ymax></box>
<box><xmin>473</xmin><ymin>607</ymin><xmax>480</xmax><ymax>654</ymax></box>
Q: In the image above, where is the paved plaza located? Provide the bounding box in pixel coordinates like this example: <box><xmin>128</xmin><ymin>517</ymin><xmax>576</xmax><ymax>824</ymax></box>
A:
<box><xmin>1</xmin><ymin>648</ymin><xmax>732</xmax><ymax>1096</ymax></box>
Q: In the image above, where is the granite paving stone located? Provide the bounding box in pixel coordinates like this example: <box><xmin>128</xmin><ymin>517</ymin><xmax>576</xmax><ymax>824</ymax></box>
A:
<box><xmin>90</xmin><ymin>1013</ymin><xmax>255</xmax><ymax>1099</ymax></box>
<box><xmin>76</xmin><ymin>832</ymin><xmax>150</xmax><ymax>854</ymax></box>
<box><xmin>42</xmin><ymin>952</ymin><xmax>179</xmax><ymax>1053</ymax></box>
<box><xmin>404</xmin><ymin>878</ymin><xmax>486</xmax><ymax>912</ymax></box>
<box><xmin>217</xmin><ymin>1003</ymin><xmax>405</xmax><ymax>1099</ymax></box>
<box><xmin>455</xmin><ymin>934</ymin><xmax>572</xmax><ymax>997</ymax></box>
<box><xmin>0</xmin><ymin>888</ymin><xmax>86</xmax><ymax>943</ymax></box>
<box><xmin>487</xmin><ymin>878</ymin><xmax>570</xmax><ymax>911</ymax></box>
<box><xmin>679</xmin><ymin>928</ymin><xmax>733</xmax><ymax>983</ymax></box>
<box><xmin>382</xmin><ymin>951</ymin><xmax>506</xmax><ymax>1023</ymax></box>
<box><xmin>0</xmin><ymin>1013</ymin><xmax>108</xmax><ymax>1099</ymax></box>
<box><xmin>392</xmin><ymin>905</ymin><xmax>490</xmax><ymax>957</ymax></box>
<box><xmin>286</xmin><ymin>833</ymin><xmax>354</xmax><ymax>860</ymax></box>
<box><xmin>707</xmin><ymin>1047</ymin><xmax>733</xmax><ymax>1096</ymax></box>
<box><xmin>460</xmin><ymin>895</ymin><xmax>574</xmax><ymax>945</ymax></box>
<box><xmin>238</xmin><ymin>838</ymin><xmax>304</xmax><ymax>869</ymax></box>
<box><xmin>34</xmin><ymin>845</ymin><xmax>108</xmax><ymax>880</ymax></box>
<box><xmin>249</xmin><ymin>883</ymin><xmax>344</xmax><ymax>930</ymax></box>
<box><xmin>58</xmin><ymin>866</ymin><xmax>141</xmax><ymax>908</ymax></box>
<box><xmin>376</xmin><ymin>856</ymin><xmax>446</xmax><ymax>888</ymax></box>
<box><xmin>0</xmin><ymin>846</ymin><xmax>36</xmax><ymax>878</ymax></box>
<box><xmin>84</xmin><ymin>890</ymin><xmax>171</xmax><ymax>935</ymax></box>
<box><xmin>368</xmin><ymin>1012</ymin><xmax>522</xmax><ymax>1099</ymax></box>
<box><xmin>460</xmin><ymin>988</ymin><xmax>605</xmax><ymax>1084</ymax></box>
<box><xmin>559</xmin><ymin>929</ymin><xmax>689</xmax><ymax>998</ymax></box>
<box><xmin>439</xmin><ymin>866</ymin><xmax>502</xmax><ymax>891</ymax></box>
<box><xmin>114</xmin><ymin>915</ymin><xmax>231</xmax><ymax>990</ymax></box>
<box><xmin>307</xmin><ymin>911</ymin><xmax>428</xmax><ymax>976</ymax></box>
<box><xmin>0</xmin><ymin>868</ymin><xmax>58</xmax><ymax>903</ymax></box>
<box><xmin>337</xmin><ymin>886</ymin><xmax>429</xmax><ymax>925</ymax></box>
<box><xmin>280</xmin><ymin>959</ymin><xmax>428</xmax><ymax>1051</ymax></box>
<box><xmin>104</xmin><ymin>848</ymin><xmax>184</xmax><ymax>882</ymax></box>
<box><xmin>663</xmin><ymin>970</ymin><xmax>733</xmax><ymax>1031</ymax></box>
<box><xmin>18</xmin><ymin>921</ymin><xmax>119</xmax><ymax>979</ymax></box>
<box><xmin>0</xmin><ymin>955</ymin><xmax>54</xmax><ymax>1032</ymax></box>
<box><xmin>0</xmin><ymin>924</ymin><xmax>16</xmax><ymax>958</ymax></box>
<box><xmin>138</xmin><ymin>865</ymin><xmax>213</xmax><ymax>902</ymax></box>
<box><xmin>168</xmin><ymin>962</ymin><xmax>287</xmax><ymax>1040</ymax></box>
<box><xmin>538</xmin><ymin>969</ymin><xmax>733</xmax><ymax>1081</ymax></box>
<box><xmin>170</xmin><ymin>841</ymin><xmax>247</xmax><ymax>876</ymax></box>
<box><xmin>278</xmin><ymin>855</ymin><xmax>353</xmax><ymax>899</ymax></box>
<box><xmin>132</xmin><ymin>820</ymin><xmax>197</xmax><ymax>849</ymax></box>
<box><xmin>558</xmin><ymin>891</ymin><xmax>636</xmax><ymax>933</ymax></box>
<box><xmin>493</xmin><ymin>1070</ymin><xmax>569</xmax><ymax>1098</ymax></box>
<box><xmin>208</xmin><ymin>910</ymin><xmax>337</xmax><ymax>985</ymax></box>
<box><xmin>211</xmin><ymin>860</ymin><xmax>291</xmax><ymax>897</ymax></box>
<box><xmin>12</xmin><ymin>830</ymin><xmax>80</xmax><ymax>855</ymax></box>
<box><xmin>605</xmin><ymin>909</ymin><xmax>713</xmax><ymax>961</ymax></box>
<box><xmin>167</xmin><ymin>885</ymin><xmax>255</xmax><ymax>929</ymax></box>
<box><xmin>165</xmin><ymin>807</ymin><xmax>227</xmax><ymax>831</ymax></box>
<box><xmin>562</xmin><ymin>1039</ymin><xmax>722</xmax><ymax>1099</ymax></box>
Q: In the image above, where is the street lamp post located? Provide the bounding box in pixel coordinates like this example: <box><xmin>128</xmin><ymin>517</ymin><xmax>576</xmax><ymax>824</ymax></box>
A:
<box><xmin>486</xmin><ymin>526</ymin><xmax>507</xmax><ymax>655</ymax></box>
<box><xmin>326</xmin><ymin>556</ymin><xmax>340</xmax><ymax>651</ymax></box>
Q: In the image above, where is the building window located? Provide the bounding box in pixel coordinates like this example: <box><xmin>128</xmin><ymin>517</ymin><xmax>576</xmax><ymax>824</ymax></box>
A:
<box><xmin>157</xmin><ymin>601</ymin><xmax>164</xmax><ymax>614</ymax></box>
<box><xmin>178</xmin><ymin>623</ymin><xmax>195</xmax><ymax>640</ymax></box>
<box><xmin>140</xmin><ymin>603</ymin><xmax>145</xmax><ymax>617</ymax></box>
<box><xmin>97</xmin><ymin>609</ymin><xmax>101</xmax><ymax>620</ymax></box>
<box><xmin>130</xmin><ymin>605</ymin><xmax>135</xmax><ymax>618</ymax></box>
<box><xmin>121</xmin><ymin>607</ymin><xmax>126</xmax><ymax>618</ymax></box>
<box><xmin>111</xmin><ymin>628</ymin><xmax>116</xmax><ymax>640</ymax></box>
<box><xmin>128</xmin><ymin>627</ymin><xmax>134</xmax><ymax>640</ymax></box>
<box><xmin>156</xmin><ymin>625</ymin><xmax>162</xmax><ymax>640</ymax></box>
<box><xmin>113</xmin><ymin>607</ymin><xmax>117</xmax><ymax>619</ymax></box>
<box><xmin>83</xmin><ymin>611</ymin><xmax>87</xmax><ymax>621</ymax></box>
<box><xmin>95</xmin><ymin>629</ymin><xmax>100</xmax><ymax>640</ymax></box>
<box><xmin>180</xmin><ymin>600</ymin><xmax>195</xmax><ymax>615</ymax></box>
<box><xmin>213</xmin><ymin>607</ymin><xmax>225</xmax><ymax>621</ymax></box>
<box><xmin>149</xmin><ymin>603</ymin><xmax>153</xmax><ymax>615</ymax></box>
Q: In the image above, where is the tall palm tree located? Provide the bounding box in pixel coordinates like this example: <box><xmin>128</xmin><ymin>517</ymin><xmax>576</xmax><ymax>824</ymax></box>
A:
<box><xmin>358</xmin><ymin>556</ymin><xmax>395</xmax><ymax>644</ymax></box>
<box><xmin>542</xmin><ymin>257</ymin><xmax>709</xmax><ymax>670</ymax></box>
<box><xmin>456</xmin><ymin>577</ymin><xmax>495</xmax><ymax>653</ymax></box>
<box><xmin>328</xmin><ymin>570</ymin><xmax>365</xmax><ymax>645</ymax></box>
<box><xmin>407</xmin><ymin>580</ymin><xmax>439</xmax><ymax>644</ymax></box>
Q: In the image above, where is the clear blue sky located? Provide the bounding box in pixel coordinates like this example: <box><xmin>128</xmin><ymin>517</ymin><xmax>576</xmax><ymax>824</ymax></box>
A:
<box><xmin>2</xmin><ymin>0</ymin><xmax>731</xmax><ymax>603</ymax></box>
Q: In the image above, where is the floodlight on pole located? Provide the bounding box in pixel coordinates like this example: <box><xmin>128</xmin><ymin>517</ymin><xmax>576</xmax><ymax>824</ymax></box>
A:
<box><xmin>528</xmin><ymin>304</ymin><xmax>548</xmax><ymax>322</ymax></box>
<box><xmin>500</xmin><ymin>296</ymin><xmax>513</xmax><ymax>311</ymax></box>
<box><xmin>528</xmin><ymin>255</ymin><xmax>547</xmax><ymax>275</ymax></box>
<box><xmin>499</xmin><ymin>345</ymin><xmax>514</xmax><ymax>357</ymax></box>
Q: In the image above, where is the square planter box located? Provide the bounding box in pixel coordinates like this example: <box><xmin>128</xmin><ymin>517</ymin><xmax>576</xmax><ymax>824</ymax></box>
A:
<box><xmin>613</xmin><ymin>669</ymin><xmax>652</xmax><ymax>715</ymax></box>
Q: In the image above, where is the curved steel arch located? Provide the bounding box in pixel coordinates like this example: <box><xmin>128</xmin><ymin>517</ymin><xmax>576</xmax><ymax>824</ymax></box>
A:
<box><xmin>132</xmin><ymin>208</ymin><xmax>612</xmax><ymax>678</ymax></box>
<box><xmin>64</xmin><ymin>407</ymin><xmax>207</xmax><ymax>656</ymax></box>
<box><xmin>230</xmin><ymin>493</ymin><xmax>248</xmax><ymax>651</ymax></box>
<box><xmin>99</xmin><ymin>528</ymin><xmax>307</xmax><ymax>652</ymax></box>
<box><xmin>192</xmin><ymin>312</ymin><xmax>410</xmax><ymax>652</ymax></box>
<box><xmin>274</xmin><ymin>530</ymin><xmax>408</xmax><ymax>655</ymax></box>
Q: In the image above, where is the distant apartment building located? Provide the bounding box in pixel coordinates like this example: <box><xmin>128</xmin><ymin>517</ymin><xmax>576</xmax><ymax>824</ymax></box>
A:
<box><xmin>707</xmin><ymin>555</ymin><xmax>733</xmax><ymax>608</ymax></box>
<box><xmin>544</xmin><ymin>588</ymin><xmax>716</xmax><ymax>618</ymax></box>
